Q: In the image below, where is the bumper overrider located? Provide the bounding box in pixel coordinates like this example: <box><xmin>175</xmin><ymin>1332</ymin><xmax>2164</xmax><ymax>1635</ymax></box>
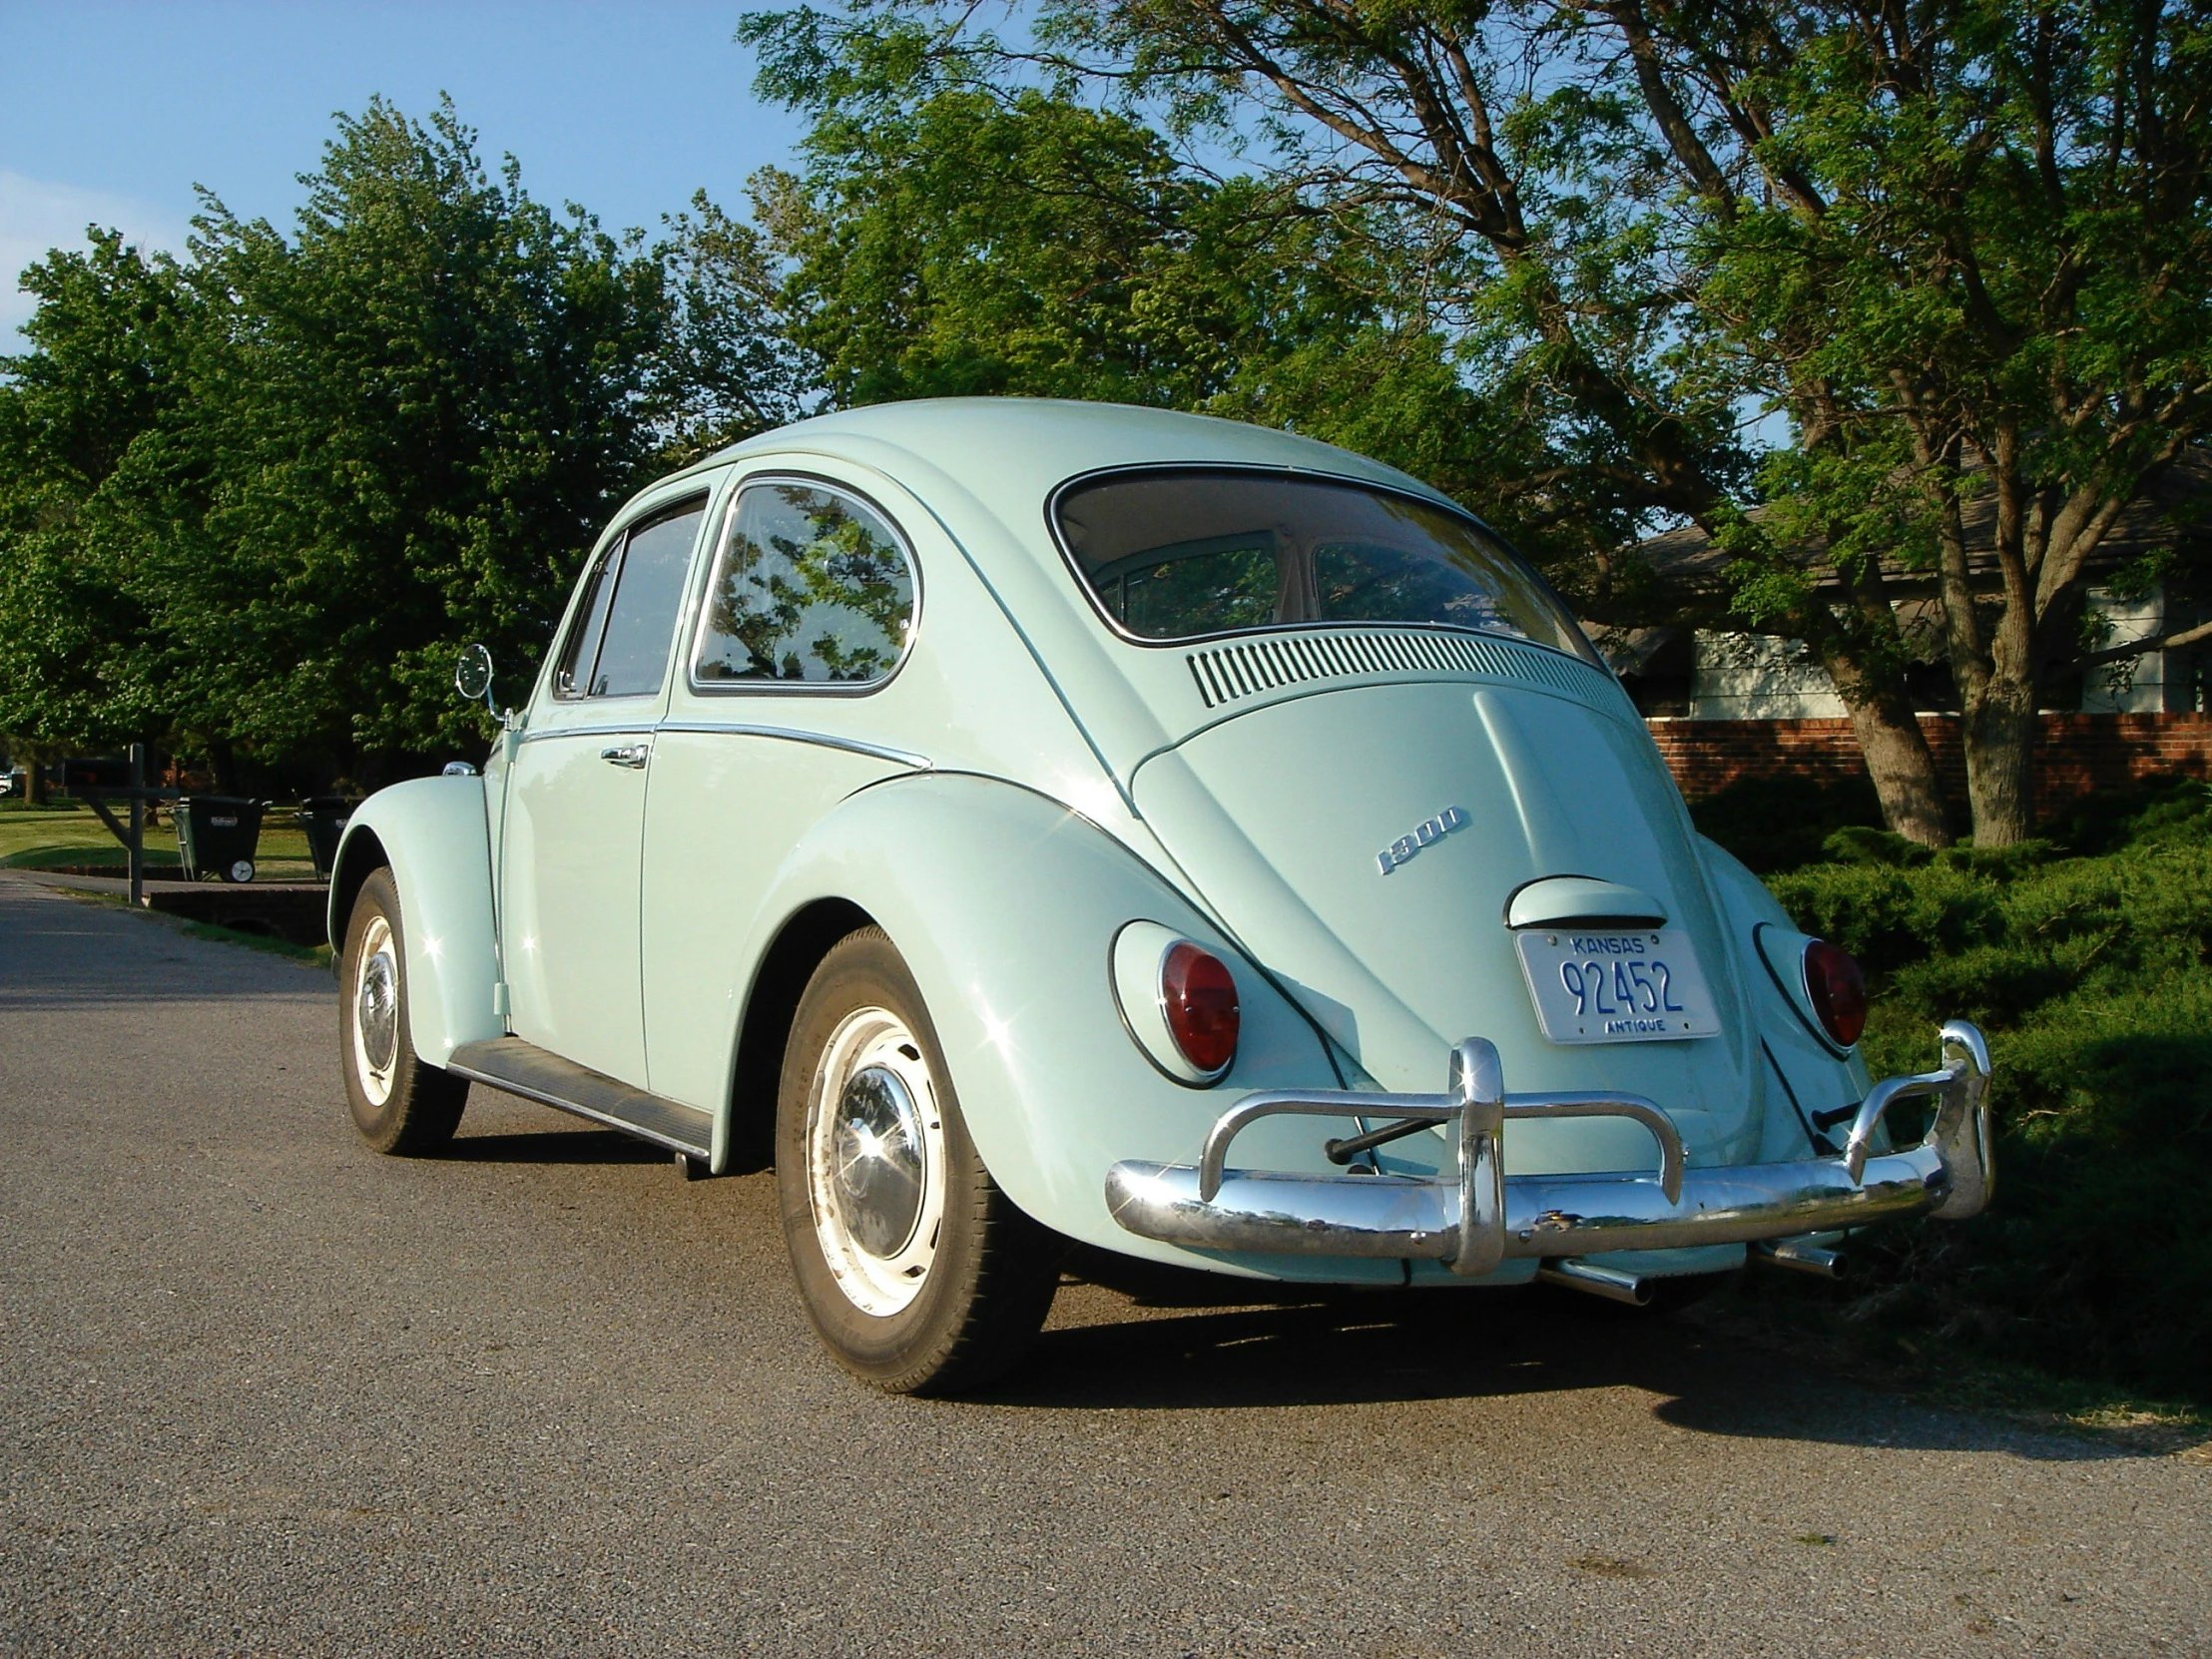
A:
<box><xmin>1105</xmin><ymin>1022</ymin><xmax>1992</xmax><ymax>1279</ymax></box>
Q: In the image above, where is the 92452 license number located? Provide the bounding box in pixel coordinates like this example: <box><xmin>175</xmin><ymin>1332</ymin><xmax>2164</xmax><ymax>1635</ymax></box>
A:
<box><xmin>1513</xmin><ymin>927</ymin><xmax>1719</xmax><ymax>1044</ymax></box>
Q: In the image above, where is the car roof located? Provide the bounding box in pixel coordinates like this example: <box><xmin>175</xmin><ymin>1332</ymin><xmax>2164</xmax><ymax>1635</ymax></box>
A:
<box><xmin>675</xmin><ymin>398</ymin><xmax>1452</xmax><ymax>563</ymax></box>
<box><xmin>650</xmin><ymin>400</ymin><xmax>1476</xmax><ymax>729</ymax></box>
<box><xmin>645</xmin><ymin>398</ymin><xmax>1525</xmax><ymax>776</ymax></box>
<box><xmin>662</xmin><ymin>400</ymin><xmax>1464</xmax><ymax>633</ymax></box>
<box><xmin>705</xmin><ymin>397</ymin><xmax>1437</xmax><ymax>493</ymax></box>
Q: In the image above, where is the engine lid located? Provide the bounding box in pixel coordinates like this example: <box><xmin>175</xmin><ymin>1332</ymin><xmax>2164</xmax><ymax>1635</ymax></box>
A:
<box><xmin>1129</xmin><ymin>677</ymin><xmax>1762</xmax><ymax>1171</ymax></box>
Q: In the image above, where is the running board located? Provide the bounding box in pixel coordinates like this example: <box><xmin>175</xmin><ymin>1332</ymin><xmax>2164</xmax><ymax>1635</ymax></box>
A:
<box><xmin>446</xmin><ymin>1037</ymin><xmax>713</xmax><ymax>1161</ymax></box>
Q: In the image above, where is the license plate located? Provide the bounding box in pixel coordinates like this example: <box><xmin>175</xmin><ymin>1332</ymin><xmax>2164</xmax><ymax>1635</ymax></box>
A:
<box><xmin>1514</xmin><ymin>927</ymin><xmax>1718</xmax><ymax>1044</ymax></box>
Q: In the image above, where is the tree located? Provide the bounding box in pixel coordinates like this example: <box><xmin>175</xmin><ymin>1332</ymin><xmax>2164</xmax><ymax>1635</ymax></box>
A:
<box><xmin>0</xmin><ymin>99</ymin><xmax>810</xmax><ymax>784</ymax></box>
<box><xmin>151</xmin><ymin>98</ymin><xmax>809</xmax><ymax>771</ymax></box>
<box><xmin>947</xmin><ymin>0</ymin><xmax>2212</xmax><ymax>844</ymax></box>
<box><xmin>744</xmin><ymin>17</ymin><xmax>1657</xmax><ymax>596</ymax></box>
<box><xmin>744</xmin><ymin>0</ymin><xmax>1964</xmax><ymax>842</ymax></box>
<box><xmin>1586</xmin><ymin>0</ymin><xmax>2212</xmax><ymax>842</ymax></box>
<box><xmin>0</xmin><ymin>231</ymin><xmax>193</xmax><ymax>795</ymax></box>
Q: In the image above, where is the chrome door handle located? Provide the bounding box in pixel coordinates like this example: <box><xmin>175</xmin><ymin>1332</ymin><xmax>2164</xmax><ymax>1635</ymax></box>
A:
<box><xmin>600</xmin><ymin>743</ymin><xmax>650</xmax><ymax>769</ymax></box>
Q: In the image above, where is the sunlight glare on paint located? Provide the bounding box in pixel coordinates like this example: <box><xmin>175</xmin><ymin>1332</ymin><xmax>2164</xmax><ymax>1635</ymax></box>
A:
<box><xmin>1059</xmin><ymin>774</ymin><xmax>1123</xmax><ymax>826</ymax></box>
<box><xmin>976</xmin><ymin>995</ymin><xmax>1014</xmax><ymax>1060</ymax></box>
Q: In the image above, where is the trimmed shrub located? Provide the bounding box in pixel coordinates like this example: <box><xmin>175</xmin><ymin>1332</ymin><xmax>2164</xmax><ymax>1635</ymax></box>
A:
<box><xmin>1759</xmin><ymin>827</ymin><xmax>2212</xmax><ymax>1397</ymax></box>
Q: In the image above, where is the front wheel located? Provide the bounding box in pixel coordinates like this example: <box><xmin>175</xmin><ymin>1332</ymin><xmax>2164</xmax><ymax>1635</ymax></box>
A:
<box><xmin>777</xmin><ymin>927</ymin><xmax>1059</xmax><ymax>1394</ymax></box>
<box><xmin>338</xmin><ymin>867</ymin><xmax>467</xmax><ymax>1154</ymax></box>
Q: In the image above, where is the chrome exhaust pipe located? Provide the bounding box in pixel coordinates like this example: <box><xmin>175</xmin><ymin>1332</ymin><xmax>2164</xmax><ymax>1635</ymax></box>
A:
<box><xmin>1535</xmin><ymin>1257</ymin><xmax>1651</xmax><ymax>1306</ymax></box>
<box><xmin>1753</xmin><ymin>1237</ymin><xmax>1848</xmax><ymax>1279</ymax></box>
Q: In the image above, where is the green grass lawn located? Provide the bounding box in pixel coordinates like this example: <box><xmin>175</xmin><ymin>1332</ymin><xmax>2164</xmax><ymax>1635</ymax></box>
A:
<box><xmin>0</xmin><ymin>800</ymin><xmax>320</xmax><ymax>879</ymax></box>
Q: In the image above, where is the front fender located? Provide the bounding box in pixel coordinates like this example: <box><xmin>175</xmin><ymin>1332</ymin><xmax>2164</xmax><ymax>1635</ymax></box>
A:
<box><xmin>751</xmin><ymin>773</ymin><xmax>1353</xmax><ymax>1270</ymax></box>
<box><xmin>329</xmin><ymin>777</ymin><xmax>500</xmax><ymax>1069</ymax></box>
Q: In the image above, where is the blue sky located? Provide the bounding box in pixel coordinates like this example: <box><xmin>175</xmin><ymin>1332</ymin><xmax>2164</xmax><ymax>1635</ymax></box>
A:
<box><xmin>0</xmin><ymin>1</ymin><xmax>807</xmax><ymax>336</ymax></box>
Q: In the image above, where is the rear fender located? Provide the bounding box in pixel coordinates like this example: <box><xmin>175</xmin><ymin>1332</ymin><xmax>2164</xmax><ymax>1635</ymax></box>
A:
<box><xmin>745</xmin><ymin>773</ymin><xmax>1347</xmax><ymax>1266</ymax></box>
<box><xmin>327</xmin><ymin>777</ymin><xmax>501</xmax><ymax>1068</ymax></box>
<box><xmin>1697</xmin><ymin>834</ymin><xmax>1872</xmax><ymax>1156</ymax></box>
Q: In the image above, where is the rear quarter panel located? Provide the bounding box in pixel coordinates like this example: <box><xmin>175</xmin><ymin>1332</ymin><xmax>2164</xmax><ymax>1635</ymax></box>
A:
<box><xmin>741</xmin><ymin>772</ymin><xmax>1363</xmax><ymax>1272</ymax></box>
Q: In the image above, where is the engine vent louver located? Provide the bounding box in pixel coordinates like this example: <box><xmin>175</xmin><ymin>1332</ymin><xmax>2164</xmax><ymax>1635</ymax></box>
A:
<box><xmin>1185</xmin><ymin>629</ymin><xmax>1609</xmax><ymax>711</ymax></box>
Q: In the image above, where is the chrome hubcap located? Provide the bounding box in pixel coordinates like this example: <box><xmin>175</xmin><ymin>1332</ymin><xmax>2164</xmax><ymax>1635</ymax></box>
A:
<box><xmin>352</xmin><ymin>914</ymin><xmax>399</xmax><ymax>1107</ymax></box>
<box><xmin>833</xmin><ymin>1064</ymin><xmax>927</xmax><ymax>1258</ymax></box>
<box><xmin>806</xmin><ymin>1007</ymin><xmax>945</xmax><ymax>1316</ymax></box>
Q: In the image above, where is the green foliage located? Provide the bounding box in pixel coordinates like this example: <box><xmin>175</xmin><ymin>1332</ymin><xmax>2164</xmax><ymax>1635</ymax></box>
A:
<box><xmin>743</xmin><ymin>24</ymin><xmax>1638</xmax><ymax>590</ymax></box>
<box><xmin>1752</xmin><ymin>807</ymin><xmax>2212</xmax><ymax>1396</ymax></box>
<box><xmin>1769</xmin><ymin>860</ymin><xmax>2006</xmax><ymax>973</ymax></box>
<box><xmin>798</xmin><ymin>0</ymin><xmax>2212</xmax><ymax>843</ymax></box>
<box><xmin>0</xmin><ymin>100</ymin><xmax>805</xmax><ymax>779</ymax></box>
<box><xmin>2041</xmin><ymin>775</ymin><xmax>2212</xmax><ymax>856</ymax></box>
<box><xmin>1819</xmin><ymin>825</ymin><xmax>1933</xmax><ymax>868</ymax></box>
<box><xmin>761</xmin><ymin>82</ymin><xmax>1230</xmax><ymax>407</ymax></box>
<box><xmin>0</xmin><ymin>231</ymin><xmax>189</xmax><ymax>759</ymax></box>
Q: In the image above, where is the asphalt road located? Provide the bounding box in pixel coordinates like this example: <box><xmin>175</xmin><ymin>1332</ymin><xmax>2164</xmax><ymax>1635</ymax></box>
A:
<box><xmin>2</xmin><ymin>875</ymin><xmax>2206</xmax><ymax>1657</ymax></box>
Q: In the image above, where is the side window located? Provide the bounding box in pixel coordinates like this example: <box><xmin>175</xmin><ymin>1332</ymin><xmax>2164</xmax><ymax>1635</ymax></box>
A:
<box><xmin>694</xmin><ymin>481</ymin><xmax>915</xmax><ymax>686</ymax></box>
<box><xmin>553</xmin><ymin>496</ymin><xmax>708</xmax><ymax>700</ymax></box>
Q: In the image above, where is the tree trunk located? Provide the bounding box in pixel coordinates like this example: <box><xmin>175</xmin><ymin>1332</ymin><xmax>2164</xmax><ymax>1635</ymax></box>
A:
<box><xmin>1818</xmin><ymin>641</ymin><xmax>1954</xmax><ymax>846</ymax></box>
<box><xmin>207</xmin><ymin>740</ymin><xmax>240</xmax><ymax>797</ymax></box>
<box><xmin>1941</xmin><ymin>429</ymin><xmax>2039</xmax><ymax>847</ymax></box>
<box><xmin>8</xmin><ymin>737</ymin><xmax>55</xmax><ymax>806</ymax></box>
<box><xmin>1960</xmin><ymin>671</ymin><xmax>2037</xmax><ymax>844</ymax></box>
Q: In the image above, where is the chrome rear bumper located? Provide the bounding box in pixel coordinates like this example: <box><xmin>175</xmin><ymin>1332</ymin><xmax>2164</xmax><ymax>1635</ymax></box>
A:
<box><xmin>1105</xmin><ymin>1022</ymin><xmax>1992</xmax><ymax>1276</ymax></box>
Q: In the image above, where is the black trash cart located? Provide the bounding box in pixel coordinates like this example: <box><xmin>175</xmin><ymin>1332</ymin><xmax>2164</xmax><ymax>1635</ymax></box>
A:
<box><xmin>295</xmin><ymin>797</ymin><xmax>357</xmax><ymax>879</ymax></box>
<box><xmin>175</xmin><ymin>796</ymin><xmax>265</xmax><ymax>883</ymax></box>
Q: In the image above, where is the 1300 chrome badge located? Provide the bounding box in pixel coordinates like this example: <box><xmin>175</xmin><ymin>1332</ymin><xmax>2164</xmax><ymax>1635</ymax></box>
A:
<box><xmin>1377</xmin><ymin>805</ymin><xmax>1468</xmax><ymax>874</ymax></box>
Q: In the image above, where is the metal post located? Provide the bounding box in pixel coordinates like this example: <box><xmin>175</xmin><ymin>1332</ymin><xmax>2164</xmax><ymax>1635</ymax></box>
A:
<box><xmin>128</xmin><ymin>743</ymin><xmax>145</xmax><ymax>906</ymax></box>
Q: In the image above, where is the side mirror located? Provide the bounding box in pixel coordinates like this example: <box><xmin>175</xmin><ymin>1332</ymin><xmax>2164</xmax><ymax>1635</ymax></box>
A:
<box><xmin>454</xmin><ymin>643</ymin><xmax>495</xmax><ymax>711</ymax></box>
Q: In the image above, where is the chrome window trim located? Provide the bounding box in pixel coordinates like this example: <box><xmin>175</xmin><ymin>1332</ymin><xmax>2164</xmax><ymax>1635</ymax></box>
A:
<box><xmin>515</xmin><ymin>721</ymin><xmax>662</xmax><ymax>746</ymax></box>
<box><xmin>654</xmin><ymin>721</ymin><xmax>930</xmax><ymax>769</ymax></box>
<box><xmin>518</xmin><ymin>720</ymin><xmax>928</xmax><ymax>770</ymax></box>
<box><xmin>1042</xmin><ymin>460</ymin><xmax>1605</xmax><ymax>670</ymax></box>
<box><xmin>684</xmin><ymin>470</ymin><xmax>922</xmax><ymax>699</ymax></box>
<box><xmin>549</xmin><ymin>488</ymin><xmax>716</xmax><ymax>704</ymax></box>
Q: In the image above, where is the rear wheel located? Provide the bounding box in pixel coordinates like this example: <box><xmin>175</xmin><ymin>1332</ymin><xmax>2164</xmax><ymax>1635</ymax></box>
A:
<box><xmin>338</xmin><ymin>867</ymin><xmax>467</xmax><ymax>1154</ymax></box>
<box><xmin>776</xmin><ymin>927</ymin><xmax>1059</xmax><ymax>1394</ymax></box>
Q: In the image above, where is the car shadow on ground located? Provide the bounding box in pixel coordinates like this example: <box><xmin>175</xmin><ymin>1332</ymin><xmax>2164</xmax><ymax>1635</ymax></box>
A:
<box><xmin>433</xmin><ymin>1126</ymin><xmax>674</xmax><ymax>1166</ymax></box>
<box><xmin>410</xmin><ymin>1111</ymin><xmax>2148</xmax><ymax>1467</ymax></box>
<box><xmin>987</xmin><ymin>1249</ymin><xmax>2127</xmax><ymax>1462</ymax></box>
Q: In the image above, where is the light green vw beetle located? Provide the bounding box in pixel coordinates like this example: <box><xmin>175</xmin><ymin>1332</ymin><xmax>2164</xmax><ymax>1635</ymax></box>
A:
<box><xmin>330</xmin><ymin>398</ymin><xmax>1992</xmax><ymax>1393</ymax></box>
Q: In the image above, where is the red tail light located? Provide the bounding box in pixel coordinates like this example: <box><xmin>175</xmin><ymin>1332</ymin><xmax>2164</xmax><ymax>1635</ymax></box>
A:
<box><xmin>1161</xmin><ymin>941</ymin><xmax>1240</xmax><ymax>1075</ymax></box>
<box><xmin>1803</xmin><ymin>939</ymin><xmax>1868</xmax><ymax>1047</ymax></box>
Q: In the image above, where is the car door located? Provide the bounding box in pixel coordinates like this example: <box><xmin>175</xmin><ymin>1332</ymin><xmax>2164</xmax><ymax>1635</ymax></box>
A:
<box><xmin>641</xmin><ymin>473</ymin><xmax>922</xmax><ymax>1109</ymax></box>
<box><xmin>502</xmin><ymin>490</ymin><xmax>711</xmax><ymax>1086</ymax></box>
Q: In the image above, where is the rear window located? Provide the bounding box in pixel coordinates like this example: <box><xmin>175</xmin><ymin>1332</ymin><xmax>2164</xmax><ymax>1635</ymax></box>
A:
<box><xmin>1052</xmin><ymin>469</ymin><xmax>1598</xmax><ymax>664</ymax></box>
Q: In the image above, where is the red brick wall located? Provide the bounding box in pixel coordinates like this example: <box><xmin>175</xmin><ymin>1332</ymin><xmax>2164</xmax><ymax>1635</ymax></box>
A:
<box><xmin>1646</xmin><ymin>714</ymin><xmax>2212</xmax><ymax>816</ymax></box>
